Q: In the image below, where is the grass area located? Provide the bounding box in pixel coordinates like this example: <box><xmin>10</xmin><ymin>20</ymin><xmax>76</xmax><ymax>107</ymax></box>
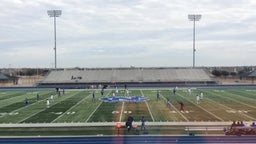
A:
<box><xmin>0</xmin><ymin>87</ymin><xmax>256</xmax><ymax>136</ymax></box>
<box><xmin>22</xmin><ymin>91</ymin><xmax>87</xmax><ymax>123</ymax></box>
<box><xmin>1</xmin><ymin>87</ymin><xmax>256</xmax><ymax>123</ymax></box>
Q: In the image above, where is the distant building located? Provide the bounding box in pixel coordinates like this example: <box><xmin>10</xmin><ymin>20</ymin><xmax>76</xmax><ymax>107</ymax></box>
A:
<box><xmin>247</xmin><ymin>71</ymin><xmax>256</xmax><ymax>84</ymax></box>
<box><xmin>0</xmin><ymin>73</ymin><xmax>19</xmax><ymax>86</ymax></box>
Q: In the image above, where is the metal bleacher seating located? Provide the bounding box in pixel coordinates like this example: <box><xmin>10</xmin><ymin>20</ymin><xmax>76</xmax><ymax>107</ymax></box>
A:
<box><xmin>40</xmin><ymin>68</ymin><xmax>216</xmax><ymax>85</ymax></box>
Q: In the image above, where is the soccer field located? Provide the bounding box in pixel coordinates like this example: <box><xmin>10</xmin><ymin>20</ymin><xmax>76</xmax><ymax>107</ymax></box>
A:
<box><xmin>0</xmin><ymin>87</ymin><xmax>256</xmax><ymax>124</ymax></box>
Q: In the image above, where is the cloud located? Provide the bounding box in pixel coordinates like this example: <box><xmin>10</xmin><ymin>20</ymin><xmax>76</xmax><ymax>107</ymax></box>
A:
<box><xmin>0</xmin><ymin>0</ymin><xmax>256</xmax><ymax>67</ymax></box>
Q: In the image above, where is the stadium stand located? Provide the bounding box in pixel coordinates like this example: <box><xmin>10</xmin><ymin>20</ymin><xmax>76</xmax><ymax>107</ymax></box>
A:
<box><xmin>38</xmin><ymin>67</ymin><xmax>217</xmax><ymax>86</ymax></box>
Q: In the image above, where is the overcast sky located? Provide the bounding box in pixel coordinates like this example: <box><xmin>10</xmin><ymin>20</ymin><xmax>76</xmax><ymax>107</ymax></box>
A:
<box><xmin>0</xmin><ymin>0</ymin><xmax>256</xmax><ymax>68</ymax></box>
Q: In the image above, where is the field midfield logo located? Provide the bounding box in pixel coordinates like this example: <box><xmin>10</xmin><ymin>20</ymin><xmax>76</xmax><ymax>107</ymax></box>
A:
<box><xmin>100</xmin><ymin>96</ymin><xmax>148</xmax><ymax>103</ymax></box>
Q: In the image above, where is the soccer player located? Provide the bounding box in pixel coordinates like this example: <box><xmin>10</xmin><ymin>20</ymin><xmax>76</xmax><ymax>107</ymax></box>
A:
<box><xmin>36</xmin><ymin>93</ymin><xmax>40</xmax><ymax>101</ymax></box>
<box><xmin>200</xmin><ymin>92</ymin><xmax>204</xmax><ymax>100</ymax></box>
<box><xmin>179</xmin><ymin>102</ymin><xmax>184</xmax><ymax>112</ymax></box>
<box><xmin>92</xmin><ymin>91</ymin><xmax>95</xmax><ymax>102</ymax></box>
<box><xmin>101</xmin><ymin>88</ymin><xmax>104</xmax><ymax>96</ymax></box>
<box><xmin>173</xmin><ymin>87</ymin><xmax>176</xmax><ymax>95</ymax></box>
<box><xmin>24</xmin><ymin>98</ymin><xmax>29</xmax><ymax>106</ymax></box>
<box><xmin>46</xmin><ymin>99</ymin><xmax>50</xmax><ymax>108</ymax></box>
<box><xmin>166</xmin><ymin>98</ymin><xmax>171</xmax><ymax>108</ymax></box>
<box><xmin>188</xmin><ymin>88</ymin><xmax>191</xmax><ymax>96</ymax></box>
<box><xmin>141</xmin><ymin>116</ymin><xmax>146</xmax><ymax>131</ymax></box>
<box><xmin>56</xmin><ymin>88</ymin><xmax>59</xmax><ymax>93</ymax></box>
<box><xmin>126</xmin><ymin>89</ymin><xmax>129</xmax><ymax>96</ymax></box>
<box><xmin>196</xmin><ymin>95</ymin><xmax>200</xmax><ymax>104</ymax></box>
<box><xmin>115</xmin><ymin>86</ymin><xmax>119</xmax><ymax>94</ymax></box>
<box><xmin>58</xmin><ymin>90</ymin><xmax>61</xmax><ymax>97</ymax></box>
<box><xmin>157</xmin><ymin>90</ymin><xmax>160</xmax><ymax>101</ymax></box>
<box><xmin>50</xmin><ymin>94</ymin><xmax>54</xmax><ymax>101</ymax></box>
<box><xmin>62</xmin><ymin>89</ymin><xmax>65</xmax><ymax>95</ymax></box>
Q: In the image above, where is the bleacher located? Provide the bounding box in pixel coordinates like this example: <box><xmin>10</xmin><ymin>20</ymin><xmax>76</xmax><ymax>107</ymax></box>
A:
<box><xmin>38</xmin><ymin>67</ymin><xmax>217</xmax><ymax>86</ymax></box>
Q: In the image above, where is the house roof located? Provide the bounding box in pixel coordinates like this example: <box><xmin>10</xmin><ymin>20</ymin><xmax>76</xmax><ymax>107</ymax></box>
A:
<box><xmin>0</xmin><ymin>74</ymin><xmax>9</xmax><ymax>80</ymax></box>
<box><xmin>248</xmin><ymin>71</ymin><xmax>256</xmax><ymax>77</ymax></box>
<box><xmin>0</xmin><ymin>73</ymin><xmax>18</xmax><ymax>80</ymax></box>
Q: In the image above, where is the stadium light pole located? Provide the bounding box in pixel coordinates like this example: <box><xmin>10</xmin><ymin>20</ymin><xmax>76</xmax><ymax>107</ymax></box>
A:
<box><xmin>47</xmin><ymin>10</ymin><xmax>62</xmax><ymax>69</ymax></box>
<box><xmin>188</xmin><ymin>14</ymin><xmax>201</xmax><ymax>68</ymax></box>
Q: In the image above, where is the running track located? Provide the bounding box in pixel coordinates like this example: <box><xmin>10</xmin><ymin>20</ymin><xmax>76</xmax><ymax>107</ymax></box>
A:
<box><xmin>1</xmin><ymin>136</ymin><xmax>256</xmax><ymax>144</ymax></box>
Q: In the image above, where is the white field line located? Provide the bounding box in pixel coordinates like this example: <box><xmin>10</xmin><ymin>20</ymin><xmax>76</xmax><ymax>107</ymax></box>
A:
<box><xmin>140</xmin><ymin>89</ymin><xmax>155</xmax><ymax>122</ymax></box>
<box><xmin>85</xmin><ymin>91</ymin><xmax>111</xmax><ymax>122</ymax></box>
<box><xmin>145</xmin><ymin>102</ymin><xmax>155</xmax><ymax>122</ymax></box>
<box><xmin>52</xmin><ymin>92</ymin><xmax>92</xmax><ymax>123</ymax></box>
<box><xmin>0</xmin><ymin>93</ymin><xmax>32</xmax><ymax>109</ymax></box>
<box><xmin>228</xmin><ymin>91</ymin><xmax>256</xmax><ymax>102</ymax></box>
<box><xmin>177</xmin><ymin>93</ymin><xmax>224</xmax><ymax>121</ymax></box>
<box><xmin>0</xmin><ymin>121</ymin><xmax>233</xmax><ymax>128</ymax></box>
<box><xmin>210</xmin><ymin>91</ymin><xmax>256</xmax><ymax>109</ymax></box>
<box><xmin>85</xmin><ymin>102</ymin><xmax>102</xmax><ymax>122</ymax></box>
<box><xmin>17</xmin><ymin>91</ymin><xmax>80</xmax><ymax>123</ymax></box>
<box><xmin>205</xmin><ymin>97</ymin><xmax>256</xmax><ymax>120</ymax></box>
<box><xmin>161</xmin><ymin>94</ymin><xmax>189</xmax><ymax>122</ymax></box>
<box><xmin>119</xmin><ymin>102</ymin><xmax>124</xmax><ymax>122</ymax></box>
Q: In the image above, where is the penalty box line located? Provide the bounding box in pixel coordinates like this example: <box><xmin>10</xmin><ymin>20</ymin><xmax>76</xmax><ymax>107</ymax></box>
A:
<box><xmin>51</xmin><ymin>92</ymin><xmax>92</xmax><ymax>123</ymax></box>
<box><xmin>17</xmin><ymin>91</ymin><xmax>80</xmax><ymax>123</ymax></box>
<box><xmin>86</xmin><ymin>91</ymin><xmax>111</xmax><ymax>122</ymax></box>
<box><xmin>204</xmin><ymin>92</ymin><xmax>256</xmax><ymax>120</ymax></box>
<box><xmin>177</xmin><ymin>93</ymin><xmax>224</xmax><ymax>121</ymax></box>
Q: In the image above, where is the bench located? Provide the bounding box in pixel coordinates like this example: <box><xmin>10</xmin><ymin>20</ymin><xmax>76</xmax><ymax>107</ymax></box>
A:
<box><xmin>185</xmin><ymin>127</ymin><xmax>224</xmax><ymax>131</ymax></box>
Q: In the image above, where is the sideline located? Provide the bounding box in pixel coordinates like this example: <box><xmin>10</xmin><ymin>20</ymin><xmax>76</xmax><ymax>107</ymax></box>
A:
<box><xmin>0</xmin><ymin>121</ymin><xmax>232</xmax><ymax>128</ymax></box>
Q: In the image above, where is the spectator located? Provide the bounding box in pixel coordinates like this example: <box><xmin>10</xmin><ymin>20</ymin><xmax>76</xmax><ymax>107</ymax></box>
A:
<box><xmin>241</xmin><ymin>121</ymin><xmax>245</xmax><ymax>127</ymax></box>
<box><xmin>231</xmin><ymin>121</ymin><xmax>236</xmax><ymax>128</ymax></box>
<box><xmin>251</xmin><ymin>122</ymin><xmax>256</xmax><ymax>127</ymax></box>
<box><xmin>126</xmin><ymin>115</ymin><xmax>134</xmax><ymax>132</ymax></box>
<box><xmin>141</xmin><ymin>116</ymin><xmax>146</xmax><ymax>131</ymax></box>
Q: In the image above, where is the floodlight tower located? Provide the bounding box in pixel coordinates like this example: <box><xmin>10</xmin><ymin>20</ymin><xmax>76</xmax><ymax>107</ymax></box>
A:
<box><xmin>47</xmin><ymin>10</ymin><xmax>62</xmax><ymax>69</ymax></box>
<box><xmin>188</xmin><ymin>14</ymin><xmax>201</xmax><ymax>68</ymax></box>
